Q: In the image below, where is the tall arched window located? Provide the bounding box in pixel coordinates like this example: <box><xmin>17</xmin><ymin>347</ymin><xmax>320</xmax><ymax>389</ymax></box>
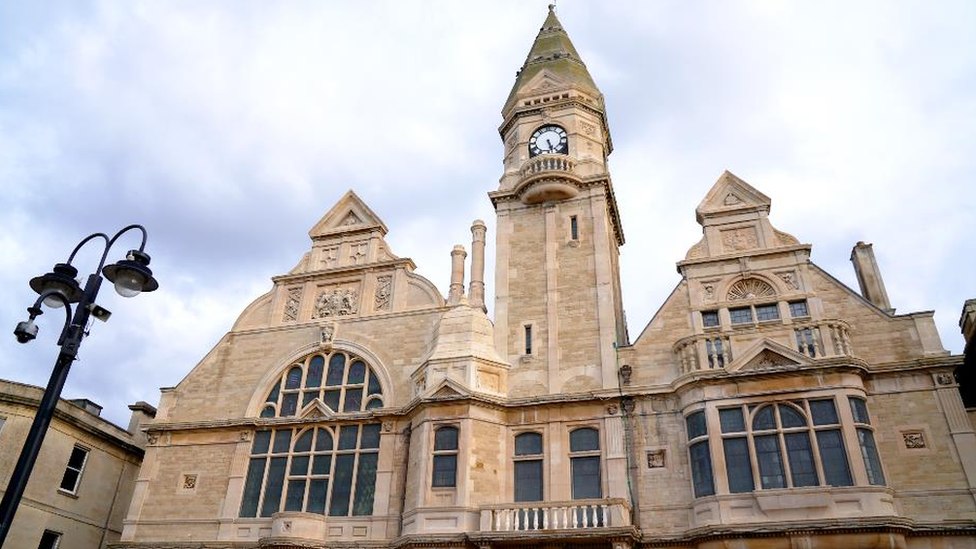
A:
<box><xmin>260</xmin><ymin>351</ymin><xmax>384</xmax><ymax>418</ymax></box>
<box><xmin>569</xmin><ymin>428</ymin><xmax>601</xmax><ymax>499</ymax></box>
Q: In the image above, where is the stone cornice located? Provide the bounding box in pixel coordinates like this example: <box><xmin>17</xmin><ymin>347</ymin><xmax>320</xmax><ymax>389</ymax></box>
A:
<box><xmin>271</xmin><ymin>258</ymin><xmax>417</xmax><ymax>284</ymax></box>
<box><xmin>675</xmin><ymin>244</ymin><xmax>813</xmax><ymax>271</ymax></box>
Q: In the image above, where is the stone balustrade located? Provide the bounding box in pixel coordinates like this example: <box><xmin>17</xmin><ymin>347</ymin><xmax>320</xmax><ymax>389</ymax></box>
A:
<box><xmin>520</xmin><ymin>154</ymin><xmax>577</xmax><ymax>178</ymax></box>
<box><xmin>673</xmin><ymin>319</ymin><xmax>855</xmax><ymax>373</ymax></box>
<box><xmin>479</xmin><ymin>498</ymin><xmax>630</xmax><ymax>532</ymax></box>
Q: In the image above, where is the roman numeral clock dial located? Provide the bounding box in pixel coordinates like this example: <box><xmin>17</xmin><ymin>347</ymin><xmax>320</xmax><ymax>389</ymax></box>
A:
<box><xmin>528</xmin><ymin>125</ymin><xmax>568</xmax><ymax>157</ymax></box>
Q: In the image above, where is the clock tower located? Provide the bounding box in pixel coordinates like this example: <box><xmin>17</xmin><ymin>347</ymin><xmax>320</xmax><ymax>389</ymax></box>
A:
<box><xmin>491</xmin><ymin>5</ymin><xmax>627</xmax><ymax>396</ymax></box>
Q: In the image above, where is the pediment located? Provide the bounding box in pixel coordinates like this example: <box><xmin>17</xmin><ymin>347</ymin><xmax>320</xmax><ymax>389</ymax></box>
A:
<box><xmin>422</xmin><ymin>378</ymin><xmax>471</xmax><ymax>400</ymax></box>
<box><xmin>521</xmin><ymin>69</ymin><xmax>567</xmax><ymax>94</ymax></box>
<box><xmin>299</xmin><ymin>398</ymin><xmax>336</xmax><ymax>420</ymax></box>
<box><xmin>308</xmin><ymin>190</ymin><xmax>388</xmax><ymax>239</ymax></box>
<box><xmin>696</xmin><ymin>170</ymin><xmax>772</xmax><ymax>224</ymax></box>
<box><xmin>725</xmin><ymin>338</ymin><xmax>811</xmax><ymax>374</ymax></box>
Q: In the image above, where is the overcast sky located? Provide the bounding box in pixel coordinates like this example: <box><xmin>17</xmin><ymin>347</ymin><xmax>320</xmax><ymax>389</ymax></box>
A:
<box><xmin>1</xmin><ymin>1</ymin><xmax>973</xmax><ymax>427</ymax></box>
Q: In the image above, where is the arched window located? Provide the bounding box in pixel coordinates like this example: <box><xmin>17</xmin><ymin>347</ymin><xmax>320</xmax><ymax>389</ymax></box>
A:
<box><xmin>432</xmin><ymin>426</ymin><xmax>459</xmax><ymax>488</ymax></box>
<box><xmin>260</xmin><ymin>351</ymin><xmax>384</xmax><ymax>418</ymax></box>
<box><xmin>727</xmin><ymin>277</ymin><xmax>776</xmax><ymax>301</ymax></box>
<box><xmin>569</xmin><ymin>428</ymin><xmax>601</xmax><ymax>499</ymax></box>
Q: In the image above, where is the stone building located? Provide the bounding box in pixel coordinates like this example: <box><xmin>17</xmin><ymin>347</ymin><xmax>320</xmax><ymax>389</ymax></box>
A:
<box><xmin>116</xmin><ymin>7</ymin><xmax>975</xmax><ymax>549</ymax></box>
<box><xmin>0</xmin><ymin>379</ymin><xmax>152</xmax><ymax>548</ymax></box>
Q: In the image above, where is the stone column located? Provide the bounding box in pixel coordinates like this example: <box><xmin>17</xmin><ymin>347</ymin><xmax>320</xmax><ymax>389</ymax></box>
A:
<box><xmin>448</xmin><ymin>245</ymin><xmax>467</xmax><ymax>305</ymax></box>
<box><xmin>469</xmin><ymin>220</ymin><xmax>487</xmax><ymax>311</ymax></box>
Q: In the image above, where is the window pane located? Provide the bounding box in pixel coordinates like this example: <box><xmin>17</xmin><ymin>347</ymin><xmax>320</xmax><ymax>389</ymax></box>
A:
<box><xmin>685</xmin><ymin>411</ymin><xmax>707</xmax><ymax>440</ymax></box>
<box><xmin>329</xmin><ymin>454</ymin><xmax>355</xmax><ymax>516</ymax></box>
<box><xmin>307</xmin><ymin>478</ymin><xmax>328</xmax><ymax>514</ymax></box>
<box><xmin>850</xmin><ymin>398</ymin><xmax>871</xmax><ymax>424</ymax></box>
<box><xmin>368</xmin><ymin>371</ymin><xmax>383</xmax><ymax>396</ymax></box>
<box><xmin>338</xmin><ymin>425</ymin><xmax>359</xmax><ymax>450</ymax></box>
<box><xmin>570</xmin><ymin>428</ymin><xmax>600</xmax><ymax>452</ymax></box>
<box><xmin>432</xmin><ymin>455</ymin><xmax>457</xmax><ymax>487</ymax></box>
<box><xmin>689</xmin><ymin>441</ymin><xmax>715</xmax><ymax>497</ymax></box>
<box><xmin>353</xmin><ymin>453</ymin><xmax>379</xmax><ymax>515</ymax></box>
<box><xmin>284</xmin><ymin>479</ymin><xmax>306</xmax><ymax>512</ymax></box>
<box><xmin>348</xmin><ymin>360</ymin><xmax>366</xmax><ymax>384</ymax></box>
<box><xmin>273</xmin><ymin>430</ymin><xmax>293</xmax><ymax>454</ymax></box>
<box><xmin>779</xmin><ymin>405</ymin><xmax>807</xmax><ymax>428</ymax></box>
<box><xmin>752</xmin><ymin>406</ymin><xmax>776</xmax><ymax>431</ymax></box>
<box><xmin>265</xmin><ymin>381</ymin><xmax>280</xmax><ymax>403</ymax></box>
<box><xmin>67</xmin><ymin>447</ymin><xmax>88</xmax><ymax>469</ymax></box>
<box><xmin>260</xmin><ymin>405</ymin><xmax>276</xmax><ymax>418</ymax></box>
<box><xmin>434</xmin><ymin>427</ymin><xmax>459</xmax><ymax>451</ymax></box>
<box><xmin>720</xmin><ymin>408</ymin><xmax>745</xmax><ymax>433</ymax></box>
<box><xmin>343</xmin><ymin>388</ymin><xmax>363</xmax><ymax>412</ymax></box>
<box><xmin>571</xmin><ymin>456</ymin><xmax>601</xmax><ymax>499</ymax></box>
<box><xmin>315</xmin><ymin>428</ymin><xmax>333</xmax><ymax>451</ymax></box>
<box><xmin>260</xmin><ymin>457</ymin><xmax>288</xmax><ymax>517</ymax></box>
<box><xmin>252</xmin><ymin>430</ymin><xmax>271</xmax><ymax>454</ymax></box>
<box><xmin>789</xmin><ymin>300</ymin><xmax>809</xmax><ymax>317</ymax></box>
<box><xmin>312</xmin><ymin>454</ymin><xmax>332</xmax><ymax>475</ymax></box>
<box><xmin>240</xmin><ymin>458</ymin><xmax>266</xmax><ymax>517</ymax></box>
<box><xmin>59</xmin><ymin>468</ymin><xmax>80</xmax><ymax>492</ymax></box>
<box><xmin>514</xmin><ymin>460</ymin><xmax>543</xmax><ymax>501</ymax></box>
<box><xmin>324</xmin><ymin>390</ymin><xmax>341</xmax><ymax>412</ymax></box>
<box><xmin>723</xmin><ymin>437</ymin><xmax>754</xmax><ymax>493</ymax></box>
<box><xmin>754</xmin><ymin>435</ymin><xmax>786</xmax><ymax>489</ymax></box>
<box><xmin>361</xmin><ymin>424</ymin><xmax>381</xmax><ymax>449</ymax></box>
<box><xmin>809</xmin><ymin>400</ymin><xmax>839</xmax><ymax>425</ymax></box>
<box><xmin>366</xmin><ymin>398</ymin><xmax>384</xmax><ymax>410</ymax></box>
<box><xmin>702</xmin><ymin>311</ymin><xmax>719</xmax><ymax>327</ymax></box>
<box><xmin>730</xmin><ymin>307</ymin><xmax>753</xmax><ymax>324</ymax></box>
<box><xmin>326</xmin><ymin>354</ymin><xmax>346</xmax><ymax>386</ymax></box>
<box><xmin>515</xmin><ymin>432</ymin><xmax>543</xmax><ymax>455</ymax></box>
<box><xmin>39</xmin><ymin>531</ymin><xmax>61</xmax><ymax>549</ymax></box>
<box><xmin>755</xmin><ymin>304</ymin><xmax>780</xmax><ymax>321</ymax></box>
<box><xmin>290</xmin><ymin>456</ymin><xmax>310</xmax><ymax>476</ymax></box>
<box><xmin>285</xmin><ymin>366</ymin><xmax>303</xmax><ymax>390</ymax></box>
<box><xmin>294</xmin><ymin>430</ymin><xmax>313</xmax><ymax>453</ymax></box>
<box><xmin>302</xmin><ymin>390</ymin><xmax>317</xmax><ymax>409</ymax></box>
<box><xmin>280</xmin><ymin>393</ymin><xmax>299</xmax><ymax>417</ymax></box>
<box><xmin>784</xmin><ymin>432</ymin><xmax>819</xmax><ymax>487</ymax></box>
<box><xmin>306</xmin><ymin>356</ymin><xmax>324</xmax><ymax>387</ymax></box>
<box><xmin>857</xmin><ymin>428</ymin><xmax>886</xmax><ymax>486</ymax></box>
<box><xmin>816</xmin><ymin>429</ymin><xmax>853</xmax><ymax>486</ymax></box>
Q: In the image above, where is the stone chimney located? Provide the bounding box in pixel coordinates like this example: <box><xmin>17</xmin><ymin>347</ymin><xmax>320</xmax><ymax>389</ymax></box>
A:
<box><xmin>68</xmin><ymin>398</ymin><xmax>103</xmax><ymax>416</ymax></box>
<box><xmin>448</xmin><ymin>245</ymin><xmax>467</xmax><ymax>305</ymax></box>
<box><xmin>469</xmin><ymin>220</ymin><xmax>487</xmax><ymax>311</ymax></box>
<box><xmin>850</xmin><ymin>242</ymin><xmax>894</xmax><ymax>314</ymax></box>
<box><xmin>128</xmin><ymin>401</ymin><xmax>158</xmax><ymax>447</ymax></box>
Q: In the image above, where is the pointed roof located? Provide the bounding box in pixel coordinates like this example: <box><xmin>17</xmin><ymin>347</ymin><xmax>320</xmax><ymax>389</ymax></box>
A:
<box><xmin>695</xmin><ymin>170</ymin><xmax>772</xmax><ymax>225</ymax></box>
<box><xmin>308</xmin><ymin>190</ymin><xmax>388</xmax><ymax>240</ymax></box>
<box><xmin>504</xmin><ymin>5</ymin><xmax>600</xmax><ymax>112</ymax></box>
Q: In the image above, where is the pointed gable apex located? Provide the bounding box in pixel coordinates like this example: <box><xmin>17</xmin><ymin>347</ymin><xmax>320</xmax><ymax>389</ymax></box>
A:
<box><xmin>726</xmin><ymin>339</ymin><xmax>811</xmax><ymax>374</ymax></box>
<box><xmin>422</xmin><ymin>378</ymin><xmax>471</xmax><ymax>401</ymax></box>
<box><xmin>299</xmin><ymin>398</ymin><xmax>337</xmax><ymax>420</ymax></box>
<box><xmin>696</xmin><ymin>170</ymin><xmax>772</xmax><ymax>225</ymax></box>
<box><xmin>308</xmin><ymin>190</ymin><xmax>388</xmax><ymax>240</ymax></box>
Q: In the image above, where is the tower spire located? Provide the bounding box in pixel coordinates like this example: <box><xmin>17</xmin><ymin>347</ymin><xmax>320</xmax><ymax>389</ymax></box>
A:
<box><xmin>504</xmin><ymin>4</ymin><xmax>601</xmax><ymax>113</ymax></box>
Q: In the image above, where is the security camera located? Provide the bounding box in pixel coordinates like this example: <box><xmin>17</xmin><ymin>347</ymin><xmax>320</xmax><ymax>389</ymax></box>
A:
<box><xmin>14</xmin><ymin>320</ymin><xmax>38</xmax><ymax>344</ymax></box>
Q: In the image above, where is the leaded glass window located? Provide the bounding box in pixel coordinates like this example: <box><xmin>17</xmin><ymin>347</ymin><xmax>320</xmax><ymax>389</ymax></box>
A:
<box><xmin>686</xmin><ymin>411</ymin><xmax>715</xmax><ymax>498</ymax></box>
<box><xmin>261</xmin><ymin>351</ymin><xmax>384</xmax><ymax>417</ymax></box>
<box><xmin>730</xmin><ymin>307</ymin><xmax>753</xmax><ymax>325</ymax></box>
<box><xmin>514</xmin><ymin>432</ymin><xmax>543</xmax><ymax>502</ymax></box>
<box><xmin>755</xmin><ymin>303</ymin><xmax>780</xmax><ymax>321</ymax></box>
<box><xmin>569</xmin><ymin>428</ymin><xmax>601</xmax><ymax>499</ymax></box>
<box><xmin>240</xmin><ymin>424</ymin><xmax>381</xmax><ymax>518</ymax></box>
<box><xmin>432</xmin><ymin>426</ymin><xmax>459</xmax><ymax>487</ymax></box>
<box><xmin>850</xmin><ymin>396</ymin><xmax>886</xmax><ymax>486</ymax></box>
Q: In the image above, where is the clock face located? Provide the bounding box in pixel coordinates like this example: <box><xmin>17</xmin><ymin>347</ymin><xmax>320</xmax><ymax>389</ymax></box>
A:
<box><xmin>529</xmin><ymin>125</ymin><xmax>568</xmax><ymax>157</ymax></box>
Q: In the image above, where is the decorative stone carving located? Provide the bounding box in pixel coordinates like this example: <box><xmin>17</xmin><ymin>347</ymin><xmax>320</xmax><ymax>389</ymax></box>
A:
<box><xmin>647</xmin><ymin>449</ymin><xmax>666</xmax><ymax>469</ymax></box>
<box><xmin>903</xmin><ymin>431</ymin><xmax>926</xmax><ymax>449</ymax></box>
<box><xmin>506</xmin><ymin>131</ymin><xmax>517</xmax><ymax>150</ymax></box>
<box><xmin>541</xmin><ymin>107</ymin><xmax>552</xmax><ymax>122</ymax></box>
<box><xmin>720</xmin><ymin>227</ymin><xmax>759</xmax><ymax>252</ymax></box>
<box><xmin>580</xmin><ymin>121</ymin><xmax>596</xmax><ymax>135</ymax></box>
<box><xmin>313</xmin><ymin>289</ymin><xmax>358</xmax><ymax>318</ymax></box>
<box><xmin>618</xmin><ymin>364</ymin><xmax>632</xmax><ymax>385</ymax></box>
<box><xmin>701</xmin><ymin>280</ymin><xmax>718</xmax><ymax>302</ymax></box>
<box><xmin>723</xmin><ymin>192</ymin><xmax>742</xmax><ymax>206</ymax></box>
<box><xmin>606</xmin><ymin>404</ymin><xmax>618</xmax><ymax>415</ymax></box>
<box><xmin>239</xmin><ymin>431</ymin><xmax>251</xmax><ymax>442</ymax></box>
<box><xmin>147</xmin><ymin>432</ymin><xmax>159</xmax><ymax>445</ymax></box>
<box><xmin>776</xmin><ymin>270</ymin><xmax>800</xmax><ymax>290</ymax></box>
<box><xmin>685</xmin><ymin>236</ymin><xmax>707</xmax><ymax>260</ymax></box>
<box><xmin>182</xmin><ymin>474</ymin><xmax>197</xmax><ymax>490</ymax></box>
<box><xmin>936</xmin><ymin>372</ymin><xmax>954</xmax><ymax>385</ymax></box>
<box><xmin>342</xmin><ymin>212</ymin><xmax>361</xmax><ymax>226</ymax></box>
<box><xmin>774</xmin><ymin>228</ymin><xmax>800</xmax><ymax>246</ymax></box>
<box><xmin>382</xmin><ymin>421</ymin><xmax>395</xmax><ymax>432</ymax></box>
<box><xmin>374</xmin><ymin>275</ymin><xmax>393</xmax><ymax>311</ymax></box>
<box><xmin>727</xmin><ymin>278</ymin><xmax>776</xmax><ymax>301</ymax></box>
<box><xmin>320</xmin><ymin>246</ymin><xmax>339</xmax><ymax>269</ymax></box>
<box><xmin>282</xmin><ymin>287</ymin><xmax>302</xmax><ymax>322</ymax></box>
<box><xmin>320</xmin><ymin>322</ymin><xmax>336</xmax><ymax>347</ymax></box>
<box><xmin>349</xmin><ymin>242</ymin><xmax>368</xmax><ymax>265</ymax></box>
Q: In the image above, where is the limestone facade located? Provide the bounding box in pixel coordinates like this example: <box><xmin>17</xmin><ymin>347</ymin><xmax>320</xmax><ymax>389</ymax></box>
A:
<box><xmin>0</xmin><ymin>380</ymin><xmax>150</xmax><ymax>548</ymax></box>
<box><xmin>115</xmin><ymin>6</ymin><xmax>975</xmax><ymax>549</ymax></box>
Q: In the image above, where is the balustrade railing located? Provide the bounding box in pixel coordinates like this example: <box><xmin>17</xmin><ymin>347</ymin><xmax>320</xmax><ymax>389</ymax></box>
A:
<box><xmin>520</xmin><ymin>154</ymin><xmax>577</xmax><ymax>178</ymax></box>
<box><xmin>479</xmin><ymin>498</ymin><xmax>630</xmax><ymax>532</ymax></box>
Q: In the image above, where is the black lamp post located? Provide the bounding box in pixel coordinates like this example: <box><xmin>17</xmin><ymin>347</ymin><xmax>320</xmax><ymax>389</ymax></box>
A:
<box><xmin>0</xmin><ymin>224</ymin><xmax>158</xmax><ymax>546</ymax></box>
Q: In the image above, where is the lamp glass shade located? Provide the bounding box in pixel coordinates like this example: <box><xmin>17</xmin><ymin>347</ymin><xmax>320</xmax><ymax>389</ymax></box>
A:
<box><xmin>113</xmin><ymin>270</ymin><xmax>146</xmax><ymax>298</ymax></box>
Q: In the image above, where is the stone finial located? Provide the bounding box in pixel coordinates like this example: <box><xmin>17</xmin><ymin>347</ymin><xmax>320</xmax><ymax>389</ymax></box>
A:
<box><xmin>469</xmin><ymin>220</ymin><xmax>487</xmax><ymax>311</ymax></box>
<box><xmin>448</xmin><ymin>245</ymin><xmax>467</xmax><ymax>305</ymax></box>
<box><xmin>850</xmin><ymin>241</ymin><xmax>894</xmax><ymax>314</ymax></box>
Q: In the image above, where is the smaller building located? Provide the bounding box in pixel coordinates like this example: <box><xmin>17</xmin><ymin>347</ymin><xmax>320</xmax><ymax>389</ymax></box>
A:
<box><xmin>0</xmin><ymin>379</ymin><xmax>153</xmax><ymax>548</ymax></box>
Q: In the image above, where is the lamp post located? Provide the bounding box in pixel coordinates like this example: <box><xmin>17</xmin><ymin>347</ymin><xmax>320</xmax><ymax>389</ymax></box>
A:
<box><xmin>0</xmin><ymin>224</ymin><xmax>158</xmax><ymax>546</ymax></box>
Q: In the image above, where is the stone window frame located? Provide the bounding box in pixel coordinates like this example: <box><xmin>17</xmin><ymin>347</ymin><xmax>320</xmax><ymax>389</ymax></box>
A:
<box><xmin>57</xmin><ymin>444</ymin><xmax>90</xmax><ymax>497</ymax></box>
<box><xmin>511</xmin><ymin>428</ymin><xmax>547</xmax><ymax>502</ymax></box>
<box><xmin>521</xmin><ymin>322</ymin><xmax>536</xmax><ymax>357</ymax></box>
<box><xmin>38</xmin><ymin>530</ymin><xmax>62</xmax><ymax>549</ymax></box>
<box><xmin>259</xmin><ymin>350</ymin><xmax>385</xmax><ymax>418</ymax></box>
<box><xmin>431</xmin><ymin>423</ymin><xmax>460</xmax><ymax>489</ymax></box>
<box><xmin>567</xmin><ymin>426</ymin><xmax>603</xmax><ymax>500</ymax></box>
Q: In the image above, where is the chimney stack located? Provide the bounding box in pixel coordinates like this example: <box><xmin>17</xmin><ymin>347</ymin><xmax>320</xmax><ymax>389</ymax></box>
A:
<box><xmin>469</xmin><ymin>220</ymin><xmax>487</xmax><ymax>311</ymax></box>
<box><xmin>448</xmin><ymin>245</ymin><xmax>467</xmax><ymax>305</ymax></box>
<box><xmin>850</xmin><ymin>241</ymin><xmax>894</xmax><ymax>314</ymax></box>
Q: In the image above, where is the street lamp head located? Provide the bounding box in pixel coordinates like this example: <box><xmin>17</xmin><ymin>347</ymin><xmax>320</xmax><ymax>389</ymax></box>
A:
<box><xmin>102</xmin><ymin>249</ymin><xmax>158</xmax><ymax>298</ymax></box>
<box><xmin>29</xmin><ymin>263</ymin><xmax>83</xmax><ymax>308</ymax></box>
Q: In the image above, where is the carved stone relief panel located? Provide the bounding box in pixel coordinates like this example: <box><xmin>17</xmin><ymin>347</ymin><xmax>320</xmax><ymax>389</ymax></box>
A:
<box><xmin>349</xmin><ymin>241</ymin><xmax>368</xmax><ymax>266</ymax></box>
<box><xmin>727</xmin><ymin>278</ymin><xmax>776</xmax><ymax>301</ymax></box>
<box><xmin>282</xmin><ymin>286</ymin><xmax>303</xmax><ymax>322</ymax></box>
<box><xmin>342</xmin><ymin>212</ymin><xmax>362</xmax><ymax>226</ymax></box>
<box><xmin>902</xmin><ymin>431</ymin><xmax>926</xmax><ymax>449</ymax></box>
<box><xmin>775</xmin><ymin>270</ymin><xmax>800</xmax><ymax>291</ymax></box>
<box><xmin>580</xmin><ymin>121</ymin><xmax>596</xmax><ymax>136</ymax></box>
<box><xmin>723</xmin><ymin>192</ymin><xmax>742</xmax><ymax>206</ymax></box>
<box><xmin>720</xmin><ymin>227</ymin><xmax>759</xmax><ymax>253</ymax></box>
<box><xmin>701</xmin><ymin>279</ymin><xmax>719</xmax><ymax>303</ymax></box>
<box><xmin>312</xmin><ymin>284</ymin><xmax>360</xmax><ymax>318</ymax></box>
<box><xmin>320</xmin><ymin>246</ymin><xmax>339</xmax><ymax>269</ymax></box>
<box><xmin>646</xmin><ymin>449</ymin><xmax>666</xmax><ymax>469</ymax></box>
<box><xmin>374</xmin><ymin>275</ymin><xmax>393</xmax><ymax>312</ymax></box>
